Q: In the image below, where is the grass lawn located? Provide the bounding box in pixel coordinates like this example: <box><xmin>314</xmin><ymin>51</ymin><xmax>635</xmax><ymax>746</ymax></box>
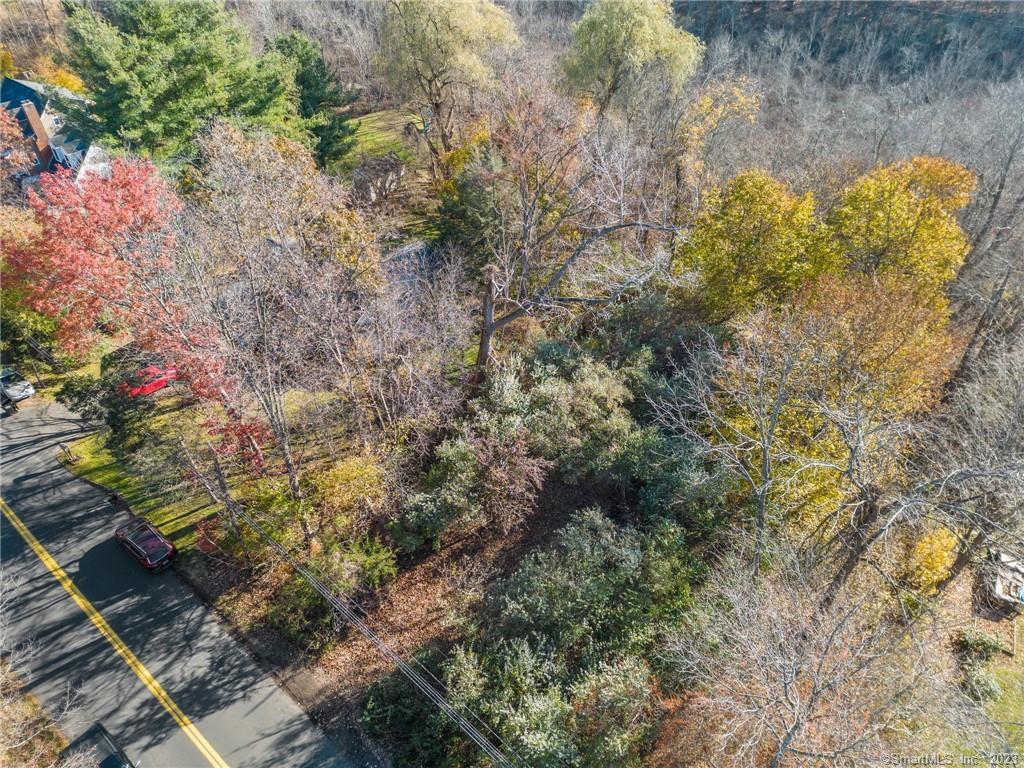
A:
<box><xmin>28</xmin><ymin>357</ymin><xmax>100</xmax><ymax>400</ymax></box>
<box><xmin>339</xmin><ymin>109</ymin><xmax>423</xmax><ymax>175</ymax></box>
<box><xmin>63</xmin><ymin>430</ymin><xmax>216</xmax><ymax>550</ymax></box>
<box><xmin>930</xmin><ymin>620</ymin><xmax>1024</xmax><ymax>755</ymax></box>
<box><xmin>336</xmin><ymin>109</ymin><xmax>440</xmax><ymax>241</ymax></box>
<box><xmin>988</xmin><ymin>634</ymin><xmax>1024</xmax><ymax>751</ymax></box>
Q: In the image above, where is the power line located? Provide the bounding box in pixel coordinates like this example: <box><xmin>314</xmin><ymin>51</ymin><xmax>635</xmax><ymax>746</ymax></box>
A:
<box><xmin>238</xmin><ymin>503</ymin><xmax>532</xmax><ymax>768</ymax></box>
<box><xmin>229</xmin><ymin>505</ymin><xmax>525</xmax><ymax>768</ymax></box>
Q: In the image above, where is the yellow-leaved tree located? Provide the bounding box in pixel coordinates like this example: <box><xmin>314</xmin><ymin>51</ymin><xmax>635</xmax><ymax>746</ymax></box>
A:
<box><xmin>675</xmin><ymin>170</ymin><xmax>837</xmax><ymax>321</ymax></box>
<box><xmin>378</xmin><ymin>0</ymin><xmax>518</xmax><ymax>178</ymax></box>
<box><xmin>32</xmin><ymin>55</ymin><xmax>87</xmax><ymax>94</ymax></box>
<box><xmin>827</xmin><ymin>156</ymin><xmax>976</xmax><ymax>302</ymax></box>
<box><xmin>901</xmin><ymin>527</ymin><xmax>958</xmax><ymax>596</ymax></box>
<box><xmin>658</xmin><ymin>273</ymin><xmax>957</xmax><ymax>572</ymax></box>
<box><xmin>779</xmin><ymin>274</ymin><xmax>957</xmax><ymax>538</ymax></box>
<box><xmin>0</xmin><ymin>45</ymin><xmax>15</xmax><ymax>77</ymax></box>
<box><xmin>310</xmin><ymin>454</ymin><xmax>387</xmax><ymax>534</ymax></box>
<box><xmin>562</xmin><ymin>0</ymin><xmax>704</xmax><ymax>115</ymax></box>
<box><xmin>673</xmin><ymin>77</ymin><xmax>760</xmax><ymax>223</ymax></box>
<box><xmin>678</xmin><ymin>157</ymin><xmax>976</xmax><ymax>324</ymax></box>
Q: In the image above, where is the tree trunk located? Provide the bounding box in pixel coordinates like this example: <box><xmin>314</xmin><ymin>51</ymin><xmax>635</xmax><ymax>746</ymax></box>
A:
<box><xmin>752</xmin><ymin>487</ymin><xmax>768</xmax><ymax>579</ymax></box>
<box><xmin>769</xmin><ymin>726</ymin><xmax>800</xmax><ymax>768</ymax></box>
<box><xmin>935</xmin><ymin>529</ymin><xmax>988</xmax><ymax>596</ymax></box>
<box><xmin>280</xmin><ymin>436</ymin><xmax>301</xmax><ymax>498</ymax></box>
<box><xmin>821</xmin><ymin>495</ymin><xmax>883</xmax><ymax>610</ymax></box>
<box><xmin>949</xmin><ymin>264</ymin><xmax>1012</xmax><ymax>389</ymax></box>
<box><xmin>276</xmin><ymin>434</ymin><xmax>313</xmax><ymax>547</ymax></box>
<box><xmin>751</xmin><ymin>443</ymin><xmax>774</xmax><ymax>578</ymax></box>
<box><xmin>969</xmin><ymin>120</ymin><xmax>1024</xmax><ymax>258</ymax></box>
<box><xmin>209</xmin><ymin>446</ymin><xmax>252</xmax><ymax>567</ymax></box>
<box><xmin>476</xmin><ymin>265</ymin><xmax>497</xmax><ymax>371</ymax></box>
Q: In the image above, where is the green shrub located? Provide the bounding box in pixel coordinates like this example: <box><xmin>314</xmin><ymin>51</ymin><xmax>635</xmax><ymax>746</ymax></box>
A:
<box><xmin>525</xmin><ymin>357</ymin><xmax>637</xmax><ymax>483</ymax></box>
<box><xmin>266</xmin><ymin>573</ymin><xmax>333</xmax><ymax>650</ymax></box>
<box><xmin>443</xmin><ymin>640</ymin><xmax>579</xmax><ymax>768</ymax></box>
<box><xmin>386</xmin><ymin>435</ymin><xmax>480</xmax><ymax>553</ymax></box>
<box><xmin>308</xmin><ymin>453</ymin><xmax>386</xmax><ymax>531</ymax></box>
<box><xmin>951</xmin><ymin>628</ymin><xmax>1005</xmax><ymax>703</ymax></box>
<box><xmin>391</xmin><ymin>366</ymin><xmax>552</xmax><ymax>551</ymax></box>
<box><xmin>365</xmin><ymin>507</ymin><xmax>698</xmax><ymax>767</ymax></box>
<box><xmin>428</xmin><ymin>436</ymin><xmax>483</xmax><ymax>523</ymax></box>
<box><xmin>434</xmin><ymin>156</ymin><xmax>502</xmax><ymax>270</ymax></box>
<box><xmin>571</xmin><ymin>656</ymin><xmax>658</xmax><ymax>768</ymax></box>
<box><xmin>343</xmin><ymin>536</ymin><xmax>398</xmax><ymax>589</ymax></box>
<box><xmin>470</xmin><ymin>355</ymin><xmax>531</xmax><ymax>430</ymax></box>
<box><xmin>362</xmin><ymin>649</ymin><xmax>456</xmax><ymax>767</ymax></box>
<box><xmin>606</xmin><ymin>425</ymin><xmax>664</xmax><ymax>486</ymax></box>
<box><xmin>963</xmin><ymin>663</ymin><xmax>1003</xmax><ymax>702</ymax></box>
<box><xmin>501</xmin><ymin>688</ymin><xmax>577</xmax><ymax>768</ymax></box>
<box><xmin>494</xmin><ymin>507</ymin><xmax>697</xmax><ymax>677</ymax></box>
<box><xmin>245</xmin><ymin>477</ymin><xmax>311</xmax><ymax>549</ymax></box>
<box><xmin>392</xmin><ymin>349</ymin><xmax>713</xmax><ymax>554</ymax></box>
<box><xmin>389</xmin><ymin>492</ymin><xmax>446</xmax><ymax>553</ymax></box>
<box><xmin>952</xmin><ymin>628</ymin><xmax>1004</xmax><ymax>664</ymax></box>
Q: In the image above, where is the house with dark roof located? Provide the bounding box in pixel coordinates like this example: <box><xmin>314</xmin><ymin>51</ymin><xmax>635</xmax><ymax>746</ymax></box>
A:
<box><xmin>1</xmin><ymin>76</ymin><xmax>109</xmax><ymax>185</ymax></box>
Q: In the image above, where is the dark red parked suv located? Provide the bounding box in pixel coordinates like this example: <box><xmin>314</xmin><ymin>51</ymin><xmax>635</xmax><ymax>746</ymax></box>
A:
<box><xmin>114</xmin><ymin>517</ymin><xmax>176</xmax><ymax>571</ymax></box>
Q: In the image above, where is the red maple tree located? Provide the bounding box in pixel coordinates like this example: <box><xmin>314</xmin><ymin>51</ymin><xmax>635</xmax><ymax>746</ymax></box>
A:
<box><xmin>5</xmin><ymin>159</ymin><xmax>228</xmax><ymax>395</ymax></box>
<box><xmin>8</xmin><ymin>160</ymin><xmax>176</xmax><ymax>348</ymax></box>
<box><xmin>5</xmin><ymin>158</ymin><xmax>276</xmax><ymax>471</ymax></box>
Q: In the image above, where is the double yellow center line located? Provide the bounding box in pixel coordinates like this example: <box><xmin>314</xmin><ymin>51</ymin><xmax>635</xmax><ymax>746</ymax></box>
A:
<box><xmin>1</xmin><ymin>498</ymin><xmax>229</xmax><ymax>768</ymax></box>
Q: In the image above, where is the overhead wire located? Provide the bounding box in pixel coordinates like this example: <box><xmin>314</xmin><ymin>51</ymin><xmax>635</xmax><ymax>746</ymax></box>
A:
<box><xmin>230</xmin><ymin>504</ymin><xmax>528</xmax><ymax>768</ymax></box>
<box><xmin>242</xmin><ymin>505</ymin><xmax>533</xmax><ymax>768</ymax></box>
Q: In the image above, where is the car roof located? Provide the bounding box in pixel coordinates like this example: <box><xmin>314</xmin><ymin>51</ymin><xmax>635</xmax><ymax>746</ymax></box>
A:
<box><xmin>62</xmin><ymin>724</ymin><xmax>134</xmax><ymax>767</ymax></box>
<box><xmin>120</xmin><ymin>519</ymin><xmax>171</xmax><ymax>554</ymax></box>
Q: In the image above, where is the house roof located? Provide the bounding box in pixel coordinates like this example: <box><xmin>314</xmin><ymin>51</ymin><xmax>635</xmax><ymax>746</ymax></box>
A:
<box><xmin>1</xmin><ymin>78</ymin><xmax>48</xmax><ymax>138</ymax></box>
<box><xmin>1</xmin><ymin>76</ymin><xmax>99</xmax><ymax>179</ymax></box>
<box><xmin>1</xmin><ymin>77</ymin><xmax>80</xmax><ymax>107</ymax></box>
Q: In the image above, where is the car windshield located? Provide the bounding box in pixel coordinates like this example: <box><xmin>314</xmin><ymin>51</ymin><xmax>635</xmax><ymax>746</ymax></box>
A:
<box><xmin>64</xmin><ymin>725</ymin><xmax>132</xmax><ymax>768</ymax></box>
<box><xmin>1</xmin><ymin>371</ymin><xmax>25</xmax><ymax>384</ymax></box>
<box><xmin>126</xmin><ymin>523</ymin><xmax>171</xmax><ymax>556</ymax></box>
<box><xmin>99</xmin><ymin>753</ymin><xmax>132</xmax><ymax>768</ymax></box>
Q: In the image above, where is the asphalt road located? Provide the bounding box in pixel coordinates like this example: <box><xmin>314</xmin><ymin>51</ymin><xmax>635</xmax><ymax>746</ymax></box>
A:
<box><xmin>0</xmin><ymin>398</ymin><xmax>359</xmax><ymax>768</ymax></box>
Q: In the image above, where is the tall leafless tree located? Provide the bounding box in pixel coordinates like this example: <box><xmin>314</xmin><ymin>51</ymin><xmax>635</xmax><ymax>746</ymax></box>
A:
<box><xmin>475</xmin><ymin>72</ymin><xmax>674</xmax><ymax>368</ymax></box>
<box><xmin>668</xmin><ymin>550</ymin><xmax>962</xmax><ymax>768</ymax></box>
<box><xmin>652</xmin><ymin>320</ymin><xmax>811</xmax><ymax>577</ymax></box>
<box><xmin>176</xmin><ymin>122</ymin><xmax>379</xmax><ymax>515</ymax></box>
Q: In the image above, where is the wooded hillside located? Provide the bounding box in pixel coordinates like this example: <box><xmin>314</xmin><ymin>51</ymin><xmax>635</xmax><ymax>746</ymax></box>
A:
<box><xmin>2</xmin><ymin>2</ymin><xmax>1022</xmax><ymax>766</ymax></box>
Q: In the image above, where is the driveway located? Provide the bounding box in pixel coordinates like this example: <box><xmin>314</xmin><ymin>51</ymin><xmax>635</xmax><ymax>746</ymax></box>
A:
<box><xmin>1</xmin><ymin>398</ymin><xmax>361</xmax><ymax>768</ymax></box>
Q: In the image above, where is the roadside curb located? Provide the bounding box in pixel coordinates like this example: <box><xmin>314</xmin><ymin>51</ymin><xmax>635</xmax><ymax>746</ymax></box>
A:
<box><xmin>55</xmin><ymin>451</ymin><xmax>390</xmax><ymax>768</ymax></box>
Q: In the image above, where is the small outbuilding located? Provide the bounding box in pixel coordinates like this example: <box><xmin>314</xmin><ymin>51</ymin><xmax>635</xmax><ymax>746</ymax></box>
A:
<box><xmin>986</xmin><ymin>550</ymin><xmax>1024</xmax><ymax>610</ymax></box>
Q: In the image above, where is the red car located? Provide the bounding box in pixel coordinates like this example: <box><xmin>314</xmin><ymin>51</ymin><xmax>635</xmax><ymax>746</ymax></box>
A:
<box><xmin>123</xmin><ymin>365</ymin><xmax>179</xmax><ymax>398</ymax></box>
<box><xmin>114</xmin><ymin>517</ymin><xmax>176</xmax><ymax>571</ymax></box>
